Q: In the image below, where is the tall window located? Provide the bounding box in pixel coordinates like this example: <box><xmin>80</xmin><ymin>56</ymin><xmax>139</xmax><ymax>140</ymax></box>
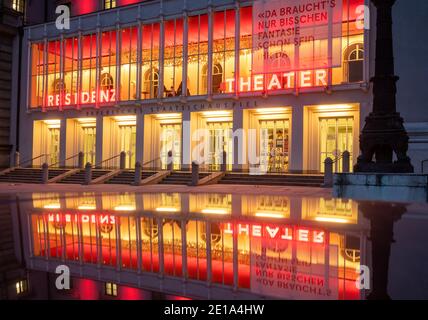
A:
<box><xmin>100</xmin><ymin>30</ymin><xmax>117</xmax><ymax>101</ymax></box>
<box><xmin>187</xmin><ymin>14</ymin><xmax>209</xmax><ymax>96</ymax></box>
<box><xmin>104</xmin><ymin>0</ymin><xmax>116</xmax><ymax>10</ymax></box>
<box><xmin>239</xmin><ymin>7</ymin><xmax>252</xmax><ymax>89</ymax></box>
<box><xmin>46</xmin><ymin>40</ymin><xmax>61</xmax><ymax>107</ymax></box>
<box><xmin>63</xmin><ymin>37</ymin><xmax>79</xmax><ymax>105</ymax></box>
<box><xmin>142</xmin><ymin>23</ymin><xmax>160</xmax><ymax>99</ymax></box>
<box><xmin>120</xmin><ymin>27</ymin><xmax>138</xmax><ymax>100</ymax></box>
<box><xmin>212</xmin><ymin>10</ymin><xmax>235</xmax><ymax>94</ymax></box>
<box><xmin>30</xmin><ymin>43</ymin><xmax>45</xmax><ymax>108</ymax></box>
<box><xmin>81</xmin><ymin>33</ymin><xmax>97</xmax><ymax>102</ymax></box>
<box><xmin>163</xmin><ymin>18</ymin><xmax>183</xmax><ymax>97</ymax></box>
<box><xmin>16</xmin><ymin>280</ymin><xmax>28</xmax><ymax>295</ymax></box>
<box><xmin>345</xmin><ymin>44</ymin><xmax>364</xmax><ymax>83</ymax></box>
<box><xmin>12</xmin><ymin>0</ymin><xmax>24</xmax><ymax>13</ymax></box>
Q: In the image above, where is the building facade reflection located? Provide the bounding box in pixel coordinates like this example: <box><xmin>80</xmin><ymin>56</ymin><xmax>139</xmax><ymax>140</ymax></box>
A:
<box><xmin>21</xmin><ymin>192</ymin><xmax>368</xmax><ymax>300</ymax></box>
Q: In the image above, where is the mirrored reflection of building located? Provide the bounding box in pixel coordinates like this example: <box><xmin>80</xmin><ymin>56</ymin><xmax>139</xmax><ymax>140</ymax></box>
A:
<box><xmin>9</xmin><ymin>192</ymin><xmax>371</xmax><ymax>300</ymax></box>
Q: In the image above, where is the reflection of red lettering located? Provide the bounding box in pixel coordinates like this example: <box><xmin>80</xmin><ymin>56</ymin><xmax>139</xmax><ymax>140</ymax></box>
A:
<box><xmin>48</xmin><ymin>213</ymin><xmax>116</xmax><ymax>225</ymax></box>
<box><xmin>221</xmin><ymin>222</ymin><xmax>325</xmax><ymax>244</ymax></box>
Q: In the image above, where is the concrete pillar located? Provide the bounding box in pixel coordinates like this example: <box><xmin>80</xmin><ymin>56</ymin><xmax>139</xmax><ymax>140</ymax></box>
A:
<box><xmin>221</xmin><ymin>150</ymin><xmax>227</xmax><ymax>172</ymax></box>
<box><xmin>59</xmin><ymin>119</ymin><xmax>67</xmax><ymax>168</ymax></box>
<box><xmin>191</xmin><ymin>161</ymin><xmax>199</xmax><ymax>186</ymax></box>
<box><xmin>232</xmin><ymin>108</ymin><xmax>244</xmax><ymax>172</ymax></box>
<box><xmin>290</xmin><ymin>105</ymin><xmax>304</xmax><ymax>173</ymax></box>
<box><xmin>42</xmin><ymin>163</ymin><xmax>49</xmax><ymax>184</ymax></box>
<box><xmin>342</xmin><ymin>151</ymin><xmax>351</xmax><ymax>173</ymax></box>
<box><xmin>120</xmin><ymin>151</ymin><xmax>127</xmax><ymax>170</ymax></box>
<box><xmin>136</xmin><ymin>113</ymin><xmax>145</xmax><ymax>164</ymax></box>
<box><xmin>84</xmin><ymin>162</ymin><xmax>92</xmax><ymax>185</ymax></box>
<box><xmin>95</xmin><ymin>115</ymin><xmax>104</xmax><ymax>167</ymax></box>
<box><xmin>181</xmin><ymin>110</ymin><xmax>191</xmax><ymax>171</ymax></box>
<box><xmin>134</xmin><ymin>161</ymin><xmax>142</xmax><ymax>186</ymax></box>
<box><xmin>324</xmin><ymin>157</ymin><xmax>333</xmax><ymax>187</ymax></box>
<box><xmin>78</xmin><ymin>152</ymin><xmax>84</xmax><ymax>169</ymax></box>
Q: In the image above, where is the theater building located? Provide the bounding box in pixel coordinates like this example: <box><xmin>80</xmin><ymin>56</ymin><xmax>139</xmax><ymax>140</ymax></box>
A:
<box><xmin>13</xmin><ymin>0</ymin><xmax>373</xmax><ymax>173</ymax></box>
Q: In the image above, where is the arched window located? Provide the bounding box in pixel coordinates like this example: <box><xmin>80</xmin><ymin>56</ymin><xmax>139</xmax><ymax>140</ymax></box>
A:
<box><xmin>344</xmin><ymin>44</ymin><xmax>364</xmax><ymax>83</ymax></box>
<box><xmin>202</xmin><ymin>63</ymin><xmax>224</xmax><ymax>94</ymax></box>
<box><xmin>52</xmin><ymin>79</ymin><xmax>66</xmax><ymax>95</ymax></box>
<box><xmin>100</xmin><ymin>73</ymin><xmax>114</xmax><ymax>91</ymax></box>
<box><xmin>143</xmin><ymin>68</ymin><xmax>159</xmax><ymax>99</ymax></box>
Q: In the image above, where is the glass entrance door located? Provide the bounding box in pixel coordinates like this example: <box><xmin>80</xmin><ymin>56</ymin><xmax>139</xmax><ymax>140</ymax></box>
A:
<box><xmin>82</xmin><ymin>127</ymin><xmax>96</xmax><ymax>165</ymax></box>
<box><xmin>48</xmin><ymin>128</ymin><xmax>60</xmax><ymax>166</ymax></box>
<box><xmin>119</xmin><ymin>125</ymin><xmax>136</xmax><ymax>169</ymax></box>
<box><xmin>259</xmin><ymin>120</ymin><xmax>290</xmax><ymax>173</ymax></box>
<box><xmin>319</xmin><ymin>117</ymin><xmax>353</xmax><ymax>172</ymax></box>
<box><xmin>160</xmin><ymin>123</ymin><xmax>182</xmax><ymax>170</ymax></box>
<box><xmin>207</xmin><ymin>122</ymin><xmax>233</xmax><ymax>171</ymax></box>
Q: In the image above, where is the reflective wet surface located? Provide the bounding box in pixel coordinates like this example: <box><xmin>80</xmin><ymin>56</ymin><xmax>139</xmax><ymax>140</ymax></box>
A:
<box><xmin>1</xmin><ymin>191</ymin><xmax>428</xmax><ymax>300</ymax></box>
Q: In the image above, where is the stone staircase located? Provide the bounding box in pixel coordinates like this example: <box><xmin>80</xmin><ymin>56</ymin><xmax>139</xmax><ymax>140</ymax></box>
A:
<box><xmin>57</xmin><ymin>169</ymin><xmax>112</xmax><ymax>184</ymax></box>
<box><xmin>105</xmin><ymin>170</ymin><xmax>157</xmax><ymax>185</ymax></box>
<box><xmin>159</xmin><ymin>171</ymin><xmax>211</xmax><ymax>185</ymax></box>
<box><xmin>0</xmin><ymin>168</ymin><xmax>69</xmax><ymax>184</ymax></box>
<box><xmin>218</xmin><ymin>173</ymin><xmax>324</xmax><ymax>187</ymax></box>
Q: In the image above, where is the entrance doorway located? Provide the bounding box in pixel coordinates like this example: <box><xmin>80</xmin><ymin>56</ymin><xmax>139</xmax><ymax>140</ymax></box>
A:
<box><xmin>119</xmin><ymin>125</ymin><xmax>136</xmax><ymax>169</ymax></box>
<box><xmin>207</xmin><ymin>121</ymin><xmax>233</xmax><ymax>171</ymax></box>
<box><xmin>319</xmin><ymin>117</ymin><xmax>353</xmax><ymax>172</ymax></box>
<box><xmin>160</xmin><ymin>123</ymin><xmax>181</xmax><ymax>170</ymax></box>
<box><xmin>33</xmin><ymin>120</ymin><xmax>61</xmax><ymax>167</ymax></box>
<box><xmin>48</xmin><ymin>128</ymin><xmax>60</xmax><ymax>166</ymax></box>
<box><xmin>82</xmin><ymin>127</ymin><xmax>96</xmax><ymax>165</ymax></box>
<box><xmin>259</xmin><ymin>119</ymin><xmax>290</xmax><ymax>173</ymax></box>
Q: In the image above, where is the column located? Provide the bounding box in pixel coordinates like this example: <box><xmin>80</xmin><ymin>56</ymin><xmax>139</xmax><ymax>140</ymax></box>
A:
<box><xmin>289</xmin><ymin>105</ymin><xmax>304</xmax><ymax>173</ymax></box>
<box><xmin>136</xmin><ymin>113</ymin><xmax>145</xmax><ymax>164</ymax></box>
<box><xmin>232</xmin><ymin>108</ymin><xmax>244</xmax><ymax>171</ymax></box>
<box><xmin>181</xmin><ymin>110</ymin><xmax>191</xmax><ymax>171</ymax></box>
<box><xmin>95</xmin><ymin>115</ymin><xmax>104</xmax><ymax>166</ymax></box>
<box><xmin>59</xmin><ymin>118</ymin><xmax>67</xmax><ymax>167</ymax></box>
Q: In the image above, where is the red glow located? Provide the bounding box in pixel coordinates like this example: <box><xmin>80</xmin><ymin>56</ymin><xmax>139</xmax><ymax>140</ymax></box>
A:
<box><xmin>76</xmin><ymin>279</ymin><xmax>99</xmax><ymax>300</ymax></box>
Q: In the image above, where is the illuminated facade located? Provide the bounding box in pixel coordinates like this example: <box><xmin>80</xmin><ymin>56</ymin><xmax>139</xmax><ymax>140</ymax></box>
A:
<box><xmin>18</xmin><ymin>192</ymin><xmax>365</xmax><ymax>300</ymax></box>
<box><xmin>2</xmin><ymin>0</ymin><xmax>427</xmax><ymax>174</ymax></box>
<box><xmin>14</xmin><ymin>0</ymin><xmax>373</xmax><ymax>173</ymax></box>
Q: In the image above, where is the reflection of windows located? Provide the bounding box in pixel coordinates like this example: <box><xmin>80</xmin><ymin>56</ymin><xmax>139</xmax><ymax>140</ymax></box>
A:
<box><xmin>143</xmin><ymin>68</ymin><xmax>159</xmax><ymax>99</ymax></box>
<box><xmin>344</xmin><ymin>44</ymin><xmax>364</xmax><ymax>83</ymax></box>
<box><xmin>100</xmin><ymin>73</ymin><xmax>114</xmax><ymax>90</ymax></box>
<box><xmin>16</xmin><ymin>280</ymin><xmax>28</xmax><ymax>295</ymax></box>
<box><xmin>105</xmin><ymin>282</ymin><xmax>118</xmax><ymax>297</ymax></box>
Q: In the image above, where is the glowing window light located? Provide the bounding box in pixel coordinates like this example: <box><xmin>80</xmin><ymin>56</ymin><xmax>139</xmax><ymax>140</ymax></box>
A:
<box><xmin>43</xmin><ymin>203</ymin><xmax>61</xmax><ymax>209</ymax></box>
<box><xmin>77</xmin><ymin>118</ymin><xmax>96</xmax><ymax>124</ymax></box>
<box><xmin>114</xmin><ymin>205</ymin><xmax>136</xmax><ymax>211</ymax></box>
<box><xmin>155</xmin><ymin>207</ymin><xmax>179</xmax><ymax>213</ymax></box>
<box><xmin>205</xmin><ymin>117</ymin><xmax>233</xmax><ymax>123</ymax></box>
<box><xmin>201</xmin><ymin>208</ymin><xmax>230</xmax><ymax>215</ymax></box>
<box><xmin>43</xmin><ymin>119</ymin><xmax>61</xmax><ymax>128</ymax></box>
<box><xmin>156</xmin><ymin>113</ymin><xmax>182</xmax><ymax>120</ymax></box>
<box><xmin>77</xmin><ymin>205</ymin><xmax>96</xmax><ymax>210</ymax></box>
<box><xmin>255</xmin><ymin>108</ymin><xmax>289</xmax><ymax>114</ymax></box>
<box><xmin>315</xmin><ymin>104</ymin><xmax>354</xmax><ymax>111</ymax></box>
<box><xmin>202</xmin><ymin>111</ymin><xmax>232</xmax><ymax>117</ymax></box>
<box><xmin>314</xmin><ymin>217</ymin><xmax>350</xmax><ymax>224</ymax></box>
<box><xmin>255</xmin><ymin>212</ymin><xmax>285</xmax><ymax>219</ymax></box>
<box><xmin>114</xmin><ymin>116</ymin><xmax>136</xmax><ymax>126</ymax></box>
